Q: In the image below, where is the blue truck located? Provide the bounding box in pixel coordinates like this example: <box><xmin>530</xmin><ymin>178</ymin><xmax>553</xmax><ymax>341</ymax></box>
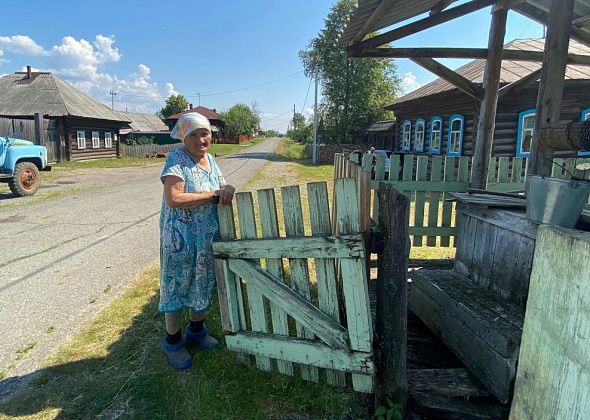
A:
<box><xmin>0</xmin><ymin>135</ymin><xmax>51</xmax><ymax>197</ymax></box>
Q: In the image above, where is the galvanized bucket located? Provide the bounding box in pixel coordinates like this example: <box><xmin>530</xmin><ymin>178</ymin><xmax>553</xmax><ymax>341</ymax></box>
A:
<box><xmin>526</xmin><ymin>176</ymin><xmax>590</xmax><ymax>228</ymax></box>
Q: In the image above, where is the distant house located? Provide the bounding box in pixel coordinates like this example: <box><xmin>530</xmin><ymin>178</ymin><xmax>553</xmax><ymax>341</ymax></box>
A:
<box><xmin>365</xmin><ymin>120</ymin><xmax>396</xmax><ymax>150</ymax></box>
<box><xmin>387</xmin><ymin>39</ymin><xmax>590</xmax><ymax>158</ymax></box>
<box><xmin>166</xmin><ymin>106</ymin><xmax>225</xmax><ymax>142</ymax></box>
<box><xmin>0</xmin><ymin>68</ymin><xmax>130</xmax><ymax>162</ymax></box>
<box><xmin>118</xmin><ymin>111</ymin><xmax>174</xmax><ymax>144</ymax></box>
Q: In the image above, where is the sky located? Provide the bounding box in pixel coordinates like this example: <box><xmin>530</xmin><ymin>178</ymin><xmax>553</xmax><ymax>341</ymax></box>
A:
<box><xmin>0</xmin><ymin>0</ymin><xmax>544</xmax><ymax>133</ymax></box>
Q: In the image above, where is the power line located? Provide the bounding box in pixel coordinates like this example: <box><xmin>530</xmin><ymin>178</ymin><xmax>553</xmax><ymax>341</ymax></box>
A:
<box><xmin>300</xmin><ymin>77</ymin><xmax>313</xmax><ymax>115</ymax></box>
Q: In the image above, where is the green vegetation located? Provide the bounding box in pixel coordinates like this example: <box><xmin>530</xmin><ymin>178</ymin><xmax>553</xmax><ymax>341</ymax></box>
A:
<box><xmin>46</xmin><ymin>327</ymin><xmax>56</xmax><ymax>334</ymax></box>
<box><xmin>157</xmin><ymin>94</ymin><xmax>189</xmax><ymax>119</ymax></box>
<box><xmin>0</xmin><ymin>264</ymin><xmax>364</xmax><ymax>419</ymax></box>
<box><xmin>15</xmin><ymin>342</ymin><xmax>37</xmax><ymax>361</ymax></box>
<box><xmin>221</xmin><ymin>103</ymin><xmax>260</xmax><ymax>138</ymax></box>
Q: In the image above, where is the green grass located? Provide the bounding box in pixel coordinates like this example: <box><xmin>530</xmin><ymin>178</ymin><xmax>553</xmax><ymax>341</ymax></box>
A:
<box><xmin>0</xmin><ymin>264</ymin><xmax>364</xmax><ymax>419</ymax></box>
<box><xmin>276</xmin><ymin>138</ymin><xmax>310</xmax><ymax>160</ymax></box>
<box><xmin>210</xmin><ymin>136</ymin><xmax>266</xmax><ymax>157</ymax></box>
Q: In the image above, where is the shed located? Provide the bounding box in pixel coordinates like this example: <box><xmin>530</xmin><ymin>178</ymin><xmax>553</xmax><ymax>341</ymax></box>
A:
<box><xmin>386</xmin><ymin>38</ymin><xmax>590</xmax><ymax>158</ymax></box>
<box><xmin>0</xmin><ymin>69</ymin><xmax>130</xmax><ymax>162</ymax></box>
<box><xmin>118</xmin><ymin>111</ymin><xmax>175</xmax><ymax>144</ymax></box>
<box><xmin>167</xmin><ymin>106</ymin><xmax>225</xmax><ymax>142</ymax></box>
<box><xmin>365</xmin><ymin>120</ymin><xmax>396</xmax><ymax>150</ymax></box>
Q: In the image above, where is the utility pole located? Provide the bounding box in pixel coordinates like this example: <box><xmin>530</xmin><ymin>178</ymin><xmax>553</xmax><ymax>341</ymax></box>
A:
<box><xmin>109</xmin><ymin>90</ymin><xmax>117</xmax><ymax>110</ymax></box>
<box><xmin>293</xmin><ymin>104</ymin><xmax>296</xmax><ymax>127</ymax></box>
<box><xmin>197</xmin><ymin>92</ymin><xmax>201</xmax><ymax>107</ymax></box>
<box><xmin>312</xmin><ymin>74</ymin><xmax>319</xmax><ymax>164</ymax></box>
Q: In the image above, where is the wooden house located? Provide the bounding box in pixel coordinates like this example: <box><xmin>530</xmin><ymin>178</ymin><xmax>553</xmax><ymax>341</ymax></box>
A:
<box><xmin>0</xmin><ymin>68</ymin><xmax>130</xmax><ymax>162</ymax></box>
<box><xmin>365</xmin><ymin>120</ymin><xmax>396</xmax><ymax>150</ymax></box>
<box><xmin>118</xmin><ymin>111</ymin><xmax>175</xmax><ymax>144</ymax></box>
<box><xmin>166</xmin><ymin>106</ymin><xmax>225</xmax><ymax>142</ymax></box>
<box><xmin>387</xmin><ymin>39</ymin><xmax>590</xmax><ymax>158</ymax></box>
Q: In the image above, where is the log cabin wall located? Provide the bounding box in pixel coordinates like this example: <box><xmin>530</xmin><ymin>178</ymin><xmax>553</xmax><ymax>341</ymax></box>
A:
<box><xmin>66</xmin><ymin>117</ymin><xmax>126</xmax><ymax>160</ymax></box>
<box><xmin>390</xmin><ymin>80</ymin><xmax>590</xmax><ymax>157</ymax></box>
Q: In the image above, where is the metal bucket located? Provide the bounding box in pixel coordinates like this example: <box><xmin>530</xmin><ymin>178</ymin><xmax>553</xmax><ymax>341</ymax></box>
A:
<box><xmin>526</xmin><ymin>176</ymin><xmax>590</xmax><ymax>228</ymax></box>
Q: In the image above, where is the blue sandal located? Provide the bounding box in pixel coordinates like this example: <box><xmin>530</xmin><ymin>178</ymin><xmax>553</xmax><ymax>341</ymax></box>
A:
<box><xmin>185</xmin><ymin>326</ymin><xmax>220</xmax><ymax>349</ymax></box>
<box><xmin>162</xmin><ymin>337</ymin><xmax>192</xmax><ymax>370</ymax></box>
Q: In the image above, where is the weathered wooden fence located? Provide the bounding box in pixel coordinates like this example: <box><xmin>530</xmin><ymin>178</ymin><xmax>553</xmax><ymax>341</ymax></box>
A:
<box><xmin>335</xmin><ymin>153</ymin><xmax>590</xmax><ymax>248</ymax></box>
<box><xmin>119</xmin><ymin>142</ymin><xmax>182</xmax><ymax>157</ymax></box>
<box><xmin>212</xmin><ymin>179</ymin><xmax>374</xmax><ymax>392</ymax></box>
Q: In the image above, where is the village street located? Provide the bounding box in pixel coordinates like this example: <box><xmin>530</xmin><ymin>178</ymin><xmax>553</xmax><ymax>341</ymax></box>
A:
<box><xmin>0</xmin><ymin>137</ymin><xmax>280</xmax><ymax>397</ymax></box>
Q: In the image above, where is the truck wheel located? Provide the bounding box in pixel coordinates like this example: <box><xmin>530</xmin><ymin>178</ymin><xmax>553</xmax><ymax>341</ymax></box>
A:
<box><xmin>9</xmin><ymin>162</ymin><xmax>40</xmax><ymax>197</ymax></box>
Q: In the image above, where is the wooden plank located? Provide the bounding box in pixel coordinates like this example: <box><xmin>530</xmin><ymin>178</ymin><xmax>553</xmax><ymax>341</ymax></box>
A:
<box><xmin>214</xmin><ymin>259</ymin><xmax>241</xmax><ymax>333</ymax></box>
<box><xmin>440</xmin><ymin>157</ymin><xmax>456</xmax><ymax>247</ymax></box>
<box><xmin>225</xmin><ymin>332</ymin><xmax>373</xmax><ymax>376</ymax></box>
<box><xmin>498</xmin><ymin>157</ymin><xmax>509</xmax><ymax>183</ymax></box>
<box><xmin>413</xmin><ymin>156</ymin><xmax>429</xmax><ymax>246</ymax></box>
<box><xmin>281</xmin><ymin>185</ymin><xmax>319</xmax><ymax>382</ymax></box>
<box><xmin>459</xmin><ymin>206</ymin><xmax>538</xmax><ymax>240</ymax></box>
<box><xmin>510</xmin><ymin>227</ymin><xmax>590</xmax><ymax>419</ymax></box>
<box><xmin>453</xmin><ymin>156</ymin><xmax>470</xmax><ymax>247</ymax></box>
<box><xmin>389</xmin><ymin>154</ymin><xmax>400</xmax><ymax>182</ymax></box>
<box><xmin>409</xmin><ymin>226</ymin><xmax>456</xmax><ymax>236</ymax></box>
<box><xmin>228</xmin><ymin>258</ymin><xmax>350</xmax><ymax>350</ymax></box>
<box><xmin>373</xmin><ymin>154</ymin><xmax>386</xmax><ymax>221</ymax></box>
<box><xmin>498</xmin><ymin>68</ymin><xmax>542</xmax><ymax>99</ymax></box>
<box><xmin>512</xmin><ymin>157</ymin><xmax>524</xmax><ymax>183</ymax></box>
<box><xmin>528</xmin><ymin>0</ymin><xmax>576</xmax><ymax>176</ymax></box>
<box><xmin>257</xmin><ymin>188</ymin><xmax>293</xmax><ymax>376</ymax></box>
<box><xmin>335</xmin><ymin>178</ymin><xmax>373</xmax><ymax>391</ymax></box>
<box><xmin>407</xmin><ymin>368</ymin><xmax>492</xmax><ymax>398</ymax></box>
<box><xmin>487</xmin><ymin>156</ymin><xmax>498</xmax><ymax>185</ymax></box>
<box><xmin>307</xmin><ymin>181</ymin><xmax>346</xmax><ymax>387</ymax></box>
<box><xmin>216</xmin><ymin>202</ymin><xmax>249</xmax><ymax>365</ymax></box>
<box><xmin>402</xmin><ymin>155</ymin><xmax>415</xmax><ymax>200</ymax></box>
<box><xmin>370</xmin><ymin>180</ymin><xmax>470</xmax><ymax>192</ymax></box>
<box><xmin>427</xmin><ymin>156</ymin><xmax>443</xmax><ymax>246</ymax></box>
<box><xmin>487</xmin><ymin>182</ymin><xmax>526</xmax><ymax>192</ymax></box>
<box><xmin>212</xmin><ymin>234</ymin><xmax>365</xmax><ymax>259</ymax></box>
<box><xmin>376</xmin><ymin>183</ymin><xmax>409</xmax><ymax>407</ymax></box>
<box><xmin>410</xmin><ymin>391</ymin><xmax>509</xmax><ymax>419</ymax></box>
<box><xmin>551</xmin><ymin>157</ymin><xmax>564</xmax><ymax>178</ymax></box>
<box><xmin>410</xmin><ymin>57</ymin><xmax>484</xmax><ymax>101</ymax></box>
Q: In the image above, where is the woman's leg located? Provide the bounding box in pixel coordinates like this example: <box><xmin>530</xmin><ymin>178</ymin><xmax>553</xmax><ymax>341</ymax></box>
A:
<box><xmin>189</xmin><ymin>310</ymin><xmax>205</xmax><ymax>332</ymax></box>
<box><xmin>186</xmin><ymin>310</ymin><xmax>219</xmax><ymax>348</ymax></box>
<box><xmin>165</xmin><ymin>311</ymin><xmax>182</xmax><ymax>344</ymax></box>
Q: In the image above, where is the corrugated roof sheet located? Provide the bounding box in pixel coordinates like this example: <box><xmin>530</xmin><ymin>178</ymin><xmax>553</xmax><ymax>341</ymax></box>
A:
<box><xmin>389</xmin><ymin>38</ymin><xmax>590</xmax><ymax>107</ymax></box>
<box><xmin>0</xmin><ymin>72</ymin><xmax>129</xmax><ymax>122</ymax></box>
<box><xmin>366</xmin><ymin>120</ymin><xmax>396</xmax><ymax>131</ymax></box>
<box><xmin>168</xmin><ymin>106</ymin><xmax>222</xmax><ymax>121</ymax></box>
<box><xmin>118</xmin><ymin>111</ymin><xmax>168</xmax><ymax>132</ymax></box>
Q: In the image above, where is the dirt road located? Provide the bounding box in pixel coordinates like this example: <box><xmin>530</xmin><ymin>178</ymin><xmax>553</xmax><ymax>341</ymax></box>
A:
<box><xmin>0</xmin><ymin>137</ymin><xmax>279</xmax><ymax>397</ymax></box>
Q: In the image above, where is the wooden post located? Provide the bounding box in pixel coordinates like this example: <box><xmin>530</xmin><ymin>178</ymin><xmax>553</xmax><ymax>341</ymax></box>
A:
<box><xmin>471</xmin><ymin>7</ymin><xmax>508</xmax><ymax>190</ymax></box>
<box><xmin>528</xmin><ymin>0</ymin><xmax>575</xmax><ymax>177</ymax></box>
<box><xmin>34</xmin><ymin>112</ymin><xmax>42</xmax><ymax>146</ymax></box>
<box><xmin>375</xmin><ymin>183</ymin><xmax>409</xmax><ymax>410</ymax></box>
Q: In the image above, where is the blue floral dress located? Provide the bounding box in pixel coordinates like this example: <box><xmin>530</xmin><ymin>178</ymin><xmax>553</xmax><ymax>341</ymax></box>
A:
<box><xmin>159</xmin><ymin>148</ymin><xmax>226</xmax><ymax>313</ymax></box>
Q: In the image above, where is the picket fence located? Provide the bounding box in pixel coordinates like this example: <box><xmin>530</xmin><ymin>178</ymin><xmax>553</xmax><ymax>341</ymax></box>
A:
<box><xmin>334</xmin><ymin>153</ymin><xmax>590</xmax><ymax>247</ymax></box>
<box><xmin>119</xmin><ymin>142</ymin><xmax>182</xmax><ymax>158</ymax></box>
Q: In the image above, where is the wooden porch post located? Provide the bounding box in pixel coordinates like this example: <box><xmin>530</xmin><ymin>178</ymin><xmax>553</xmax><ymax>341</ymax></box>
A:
<box><xmin>528</xmin><ymin>0</ymin><xmax>575</xmax><ymax>176</ymax></box>
<box><xmin>471</xmin><ymin>7</ymin><xmax>508</xmax><ymax>190</ymax></box>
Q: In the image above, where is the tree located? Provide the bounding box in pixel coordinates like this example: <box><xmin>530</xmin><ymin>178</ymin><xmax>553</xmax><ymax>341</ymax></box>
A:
<box><xmin>158</xmin><ymin>94</ymin><xmax>189</xmax><ymax>120</ymax></box>
<box><xmin>299</xmin><ymin>0</ymin><xmax>400</xmax><ymax>144</ymax></box>
<box><xmin>221</xmin><ymin>104</ymin><xmax>260</xmax><ymax>138</ymax></box>
<box><xmin>292</xmin><ymin>112</ymin><xmax>306</xmax><ymax>130</ymax></box>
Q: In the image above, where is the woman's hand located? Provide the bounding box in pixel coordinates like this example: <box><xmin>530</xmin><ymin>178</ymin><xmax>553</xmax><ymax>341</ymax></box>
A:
<box><xmin>219</xmin><ymin>185</ymin><xmax>235</xmax><ymax>205</ymax></box>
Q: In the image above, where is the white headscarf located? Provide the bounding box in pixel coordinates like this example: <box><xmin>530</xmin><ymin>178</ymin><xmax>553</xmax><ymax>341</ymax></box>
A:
<box><xmin>170</xmin><ymin>112</ymin><xmax>211</xmax><ymax>142</ymax></box>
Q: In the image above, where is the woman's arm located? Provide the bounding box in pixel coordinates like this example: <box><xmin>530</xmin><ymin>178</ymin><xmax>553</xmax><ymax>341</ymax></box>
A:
<box><xmin>163</xmin><ymin>175</ymin><xmax>217</xmax><ymax>209</ymax></box>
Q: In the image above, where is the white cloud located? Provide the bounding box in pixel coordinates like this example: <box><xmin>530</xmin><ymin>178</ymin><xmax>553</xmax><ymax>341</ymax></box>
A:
<box><xmin>0</xmin><ymin>35</ymin><xmax>48</xmax><ymax>56</ymax></box>
<box><xmin>165</xmin><ymin>82</ymin><xmax>179</xmax><ymax>97</ymax></box>
<box><xmin>0</xmin><ymin>51</ymin><xmax>9</xmax><ymax>65</ymax></box>
<box><xmin>401</xmin><ymin>72</ymin><xmax>422</xmax><ymax>95</ymax></box>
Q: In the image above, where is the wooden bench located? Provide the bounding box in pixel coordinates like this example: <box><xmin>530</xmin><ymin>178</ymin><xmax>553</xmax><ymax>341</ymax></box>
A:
<box><xmin>410</xmin><ymin>206</ymin><xmax>536</xmax><ymax>404</ymax></box>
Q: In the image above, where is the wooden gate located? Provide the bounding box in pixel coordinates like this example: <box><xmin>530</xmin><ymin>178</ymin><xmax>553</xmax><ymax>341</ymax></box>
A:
<box><xmin>212</xmin><ymin>178</ymin><xmax>374</xmax><ymax>392</ymax></box>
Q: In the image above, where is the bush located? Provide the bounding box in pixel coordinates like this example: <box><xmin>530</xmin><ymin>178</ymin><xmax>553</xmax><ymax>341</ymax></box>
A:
<box><xmin>121</xmin><ymin>136</ymin><xmax>156</xmax><ymax>145</ymax></box>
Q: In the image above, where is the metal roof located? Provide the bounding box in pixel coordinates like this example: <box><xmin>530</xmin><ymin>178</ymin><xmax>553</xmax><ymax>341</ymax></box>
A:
<box><xmin>340</xmin><ymin>0</ymin><xmax>590</xmax><ymax>46</ymax></box>
<box><xmin>168</xmin><ymin>106</ymin><xmax>222</xmax><ymax>121</ymax></box>
<box><xmin>366</xmin><ymin>120</ymin><xmax>396</xmax><ymax>131</ymax></box>
<box><xmin>389</xmin><ymin>38</ymin><xmax>590</xmax><ymax>106</ymax></box>
<box><xmin>0</xmin><ymin>72</ymin><xmax>130</xmax><ymax>122</ymax></box>
<box><xmin>117</xmin><ymin>111</ymin><xmax>168</xmax><ymax>132</ymax></box>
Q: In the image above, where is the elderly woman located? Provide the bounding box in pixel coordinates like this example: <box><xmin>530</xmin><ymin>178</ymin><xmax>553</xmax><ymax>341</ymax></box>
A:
<box><xmin>159</xmin><ymin>112</ymin><xmax>235</xmax><ymax>370</ymax></box>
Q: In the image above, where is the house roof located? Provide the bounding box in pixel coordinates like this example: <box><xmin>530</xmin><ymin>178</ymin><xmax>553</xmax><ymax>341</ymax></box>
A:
<box><xmin>366</xmin><ymin>120</ymin><xmax>396</xmax><ymax>132</ymax></box>
<box><xmin>388</xmin><ymin>38</ymin><xmax>590</xmax><ymax>107</ymax></box>
<box><xmin>0</xmin><ymin>72</ymin><xmax>130</xmax><ymax>122</ymax></box>
<box><xmin>339</xmin><ymin>0</ymin><xmax>590</xmax><ymax>47</ymax></box>
<box><xmin>117</xmin><ymin>111</ymin><xmax>168</xmax><ymax>132</ymax></box>
<box><xmin>168</xmin><ymin>106</ymin><xmax>222</xmax><ymax>121</ymax></box>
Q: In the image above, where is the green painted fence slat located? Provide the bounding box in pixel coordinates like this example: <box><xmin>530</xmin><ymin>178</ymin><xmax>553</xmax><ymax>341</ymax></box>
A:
<box><xmin>498</xmin><ymin>157</ymin><xmax>509</xmax><ymax>183</ymax></box>
<box><xmin>409</xmin><ymin>226</ymin><xmax>457</xmax><ymax>236</ymax></box>
<box><xmin>369</xmin><ymin>180</ymin><xmax>470</xmax><ymax>192</ymax></box>
<box><xmin>487</xmin><ymin>182</ymin><xmax>526</xmax><ymax>192</ymax></box>
<box><xmin>361</xmin><ymin>153</ymin><xmax>373</xmax><ymax>172</ymax></box>
<box><xmin>440</xmin><ymin>156</ymin><xmax>456</xmax><ymax>247</ymax></box>
<box><xmin>427</xmin><ymin>156</ymin><xmax>443</xmax><ymax>246</ymax></box>
<box><xmin>281</xmin><ymin>185</ymin><xmax>319</xmax><ymax>383</ymax></box>
<box><xmin>257</xmin><ymin>188</ymin><xmax>293</xmax><ymax>376</ymax></box>
<box><xmin>236</xmin><ymin>192</ymin><xmax>271</xmax><ymax>372</ymax></box>
<box><xmin>373</xmin><ymin>155</ymin><xmax>386</xmax><ymax>221</ymax></box>
<box><xmin>455</xmin><ymin>157</ymin><xmax>470</xmax><ymax>247</ymax></box>
<box><xmin>308</xmin><ymin>181</ymin><xmax>347</xmax><ymax>387</ymax></box>
<box><xmin>402</xmin><ymin>155</ymin><xmax>415</xmax><ymax>199</ymax></box>
<box><xmin>487</xmin><ymin>156</ymin><xmax>497</xmax><ymax>185</ymax></box>
<box><xmin>552</xmin><ymin>158</ymin><xmax>564</xmax><ymax>178</ymax></box>
<box><xmin>390</xmin><ymin>155</ymin><xmax>401</xmax><ymax>182</ymax></box>
<box><xmin>512</xmin><ymin>158</ymin><xmax>524</xmax><ymax>183</ymax></box>
<box><xmin>413</xmin><ymin>156</ymin><xmax>429</xmax><ymax>246</ymax></box>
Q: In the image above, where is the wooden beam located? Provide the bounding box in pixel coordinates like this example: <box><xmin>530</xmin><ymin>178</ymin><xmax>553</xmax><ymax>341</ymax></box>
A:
<box><xmin>351</xmin><ymin>47</ymin><xmax>590</xmax><ymax>65</ymax></box>
<box><xmin>212</xmin><ymin>234</ymin><xmax>365</xmax><ymax>259</ymax></box>
<box><xmin>529</xmin><ymin>0</ymin><xmax>576</xmax><ymax>176</ymax></box>
<box><xmin>573</xmin><ymin>14</ymin><xmax>590</xmax><ymax>28</ymax></box>
<box><xmin>410</xmin><ymin>57</ymin><xmax>484</xmax><ymax>101</ymax></box>
<box><xmin>224</xmin><ymin>332</ymin><xmax>375</xmax><ymax>376</ymax></box>
<box><xmin>430</xmin><ymin>0</ymin><xmax>457</xmax><ymax>16</ymax></box>
<box><xmin>471</xmin><ymin>8</ymin><xmax>508</xmax><ymax>190</ymax></box>
<box><xmin>347</xmin><ymin>0</ymin><xmax>496</xmax><ymax>52</ymax></box>
<box><xmin>227</xmin><ymin>258</ymin><xmax>351</xmax><ymax>350</ymax></box>
<box><xmin>352</xmin><ymin>0</ymin><xmax>396</xmax><ymax>43</ymax></box>
<box><xmin>498</xmin><ymin>68</ymin><xmax>542</xmax><ymax>98</ymax></box>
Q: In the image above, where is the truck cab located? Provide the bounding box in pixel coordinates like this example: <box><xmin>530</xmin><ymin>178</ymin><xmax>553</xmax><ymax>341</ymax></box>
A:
<box><xmin>0</xmin><ymin>136</ymin><xmax>51</xmax><ymax>196</ymax></box>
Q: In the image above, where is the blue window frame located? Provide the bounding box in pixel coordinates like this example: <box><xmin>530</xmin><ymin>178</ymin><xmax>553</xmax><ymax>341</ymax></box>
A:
<box><xmin>402</xmin><ymin>121</ymin><xmax>411</xmax><ymax>151</ymax></box>
<box><xmin>446</xmin><ymin>114</ymin><xmax>464</xmax><ymax>156</ymax></box>
<box><xmin>516</xmin><ymin>109</ymin><xmax>536</xmax><ymax>157</ymax></box>
<box><xmin>579</xmin><ymin>108</ymin><xmax>590</xmax><ymax>156</ymax></box>
<box><xmin>414</xmin><ymin>119</ymin><xmax>425</xmax><ymax>152</ymax></box>
<box><xmin>429</xmin><ymin>116</ymin><xmax>443</xmax><ymax>154</ymax></box>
